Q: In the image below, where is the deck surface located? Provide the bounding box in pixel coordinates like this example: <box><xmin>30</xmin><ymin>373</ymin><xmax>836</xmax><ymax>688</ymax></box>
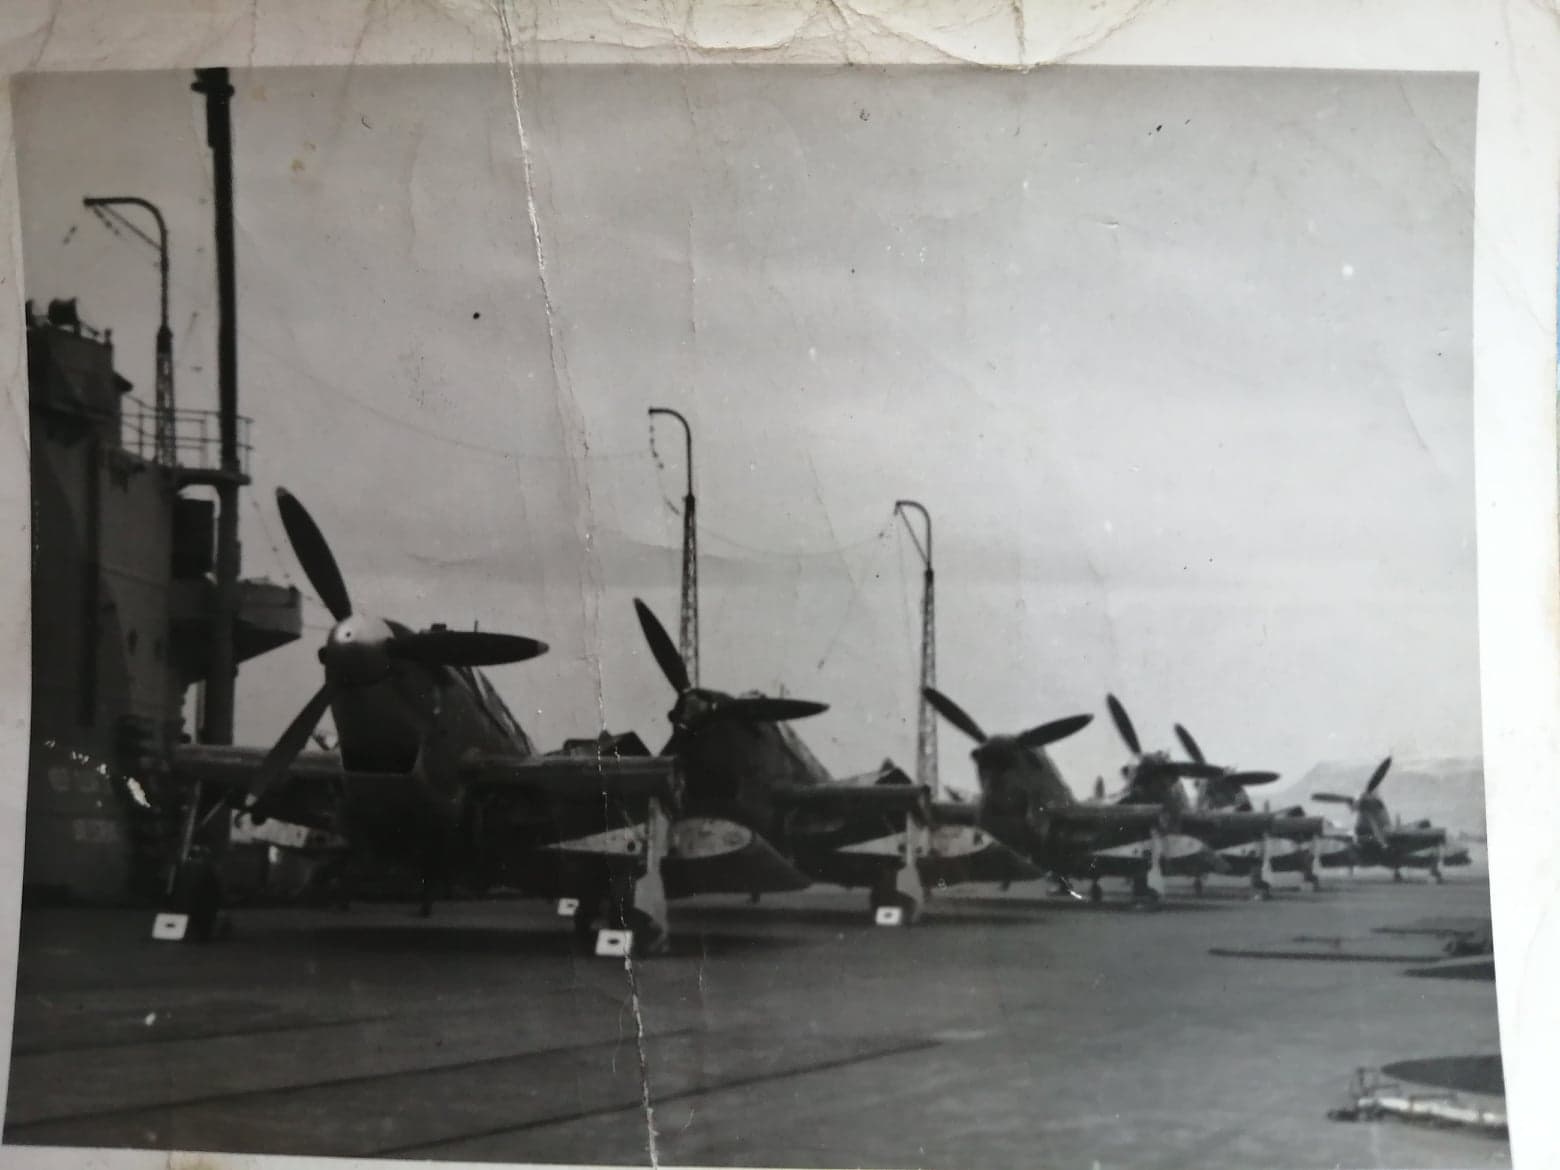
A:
<box><xmin>3</xmin><ymin>873</ymin><xmax>1507</xmax><ymax>1169</ymax></box>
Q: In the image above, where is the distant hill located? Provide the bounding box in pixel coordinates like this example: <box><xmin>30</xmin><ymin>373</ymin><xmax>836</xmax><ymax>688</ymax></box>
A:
<box><xmin>1292</xmin><ymin>758</ymin><xmax>1488</xmax><ymax>860</ymax></box>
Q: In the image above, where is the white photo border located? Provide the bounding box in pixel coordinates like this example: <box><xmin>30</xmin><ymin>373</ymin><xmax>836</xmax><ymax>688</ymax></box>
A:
<box><xmin>0</xmin><ymin>3</ymin><xmax>1554</xmax><ymax>1168</ymax></box>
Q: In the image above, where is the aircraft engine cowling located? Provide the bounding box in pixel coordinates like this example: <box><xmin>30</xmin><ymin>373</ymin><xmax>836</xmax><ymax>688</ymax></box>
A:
<box><xmin>1025</xmin><ymin>805</ymin><xmax>1053</xmax><ymax>848</ymax></box>
<box><xmin>973</xmin><ymin>746</ymin><xmax>1032</xmax><ymax>823</ymax></box>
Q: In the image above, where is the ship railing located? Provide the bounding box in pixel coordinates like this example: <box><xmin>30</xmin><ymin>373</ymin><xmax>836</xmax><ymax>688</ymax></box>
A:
<box><xmin>121</xmin><ymin>396</ymin><xmax>253</xmax><ymax>475</ymax></box>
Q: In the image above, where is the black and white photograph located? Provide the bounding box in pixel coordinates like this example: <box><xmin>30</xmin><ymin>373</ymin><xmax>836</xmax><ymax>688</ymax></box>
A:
<box><xmin>0</xmin><ymin>47</ymin><xmax>1531</xmax><ymax>1170</ymax></box>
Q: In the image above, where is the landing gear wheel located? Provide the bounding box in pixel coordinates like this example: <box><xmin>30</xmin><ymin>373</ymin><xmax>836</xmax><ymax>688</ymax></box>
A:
<box><xmin>1251</xmin><ymin>879</ymin><xmax>1273</xmax><ymax>902</ymax></box>
<box><xmin>1431</xmin><ymin>867</ymin><xmax>1445</xmax><ymax>885</ymax></box>
<box><xmin>1305</xmin><ymin>873</ymin><xmax>1322</xmax><ymax>892</ymax></box>
<box><xmin>1192</xmin><ymin>876</ymin><xmax>1205</xmax><ymax>896</ymax></box>
<box><xmin>1392</xmin><ymin>870</ymin><xmax>1404</xmax><ymax>883</ymax></box>
<box><xmin>1088</xmin><ymin>881</ymin><xmax>1104</xmax><ymax>904</ymax></box>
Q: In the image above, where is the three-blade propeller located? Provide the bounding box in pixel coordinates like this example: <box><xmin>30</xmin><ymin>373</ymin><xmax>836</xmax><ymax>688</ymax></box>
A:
<box><xmin>1313</xmin><ymin>756</ymin><xmax>1393</xmax><ymax>811</ymax></box>
<box><xmin>632</xmin><ymin>598</ymin><xmax>829</xmax><ymax>734</ymax></box>
<box><xmin>1171</xmin><ymin>722</ymin><xmax>1281</xmax><ymax>788</ymax></box>
<box><xmin>1105</xmin><ymin>696</ymin><xmax>1222</xmax><ymax>781</ymax></box>
<box><xmin>1311</xmin><ymin>756</ymin><xmax>1393</xmax><ymax>846</ymax></box>
<box><xmin>243</xmin><ymin>489</ymin><xmax>549</xmax><ymax>817</ymax></box>
<box><xmin>922</xmin><ymin>687</ymin><xmax>1095</xmax><ymax>751</ymax></box>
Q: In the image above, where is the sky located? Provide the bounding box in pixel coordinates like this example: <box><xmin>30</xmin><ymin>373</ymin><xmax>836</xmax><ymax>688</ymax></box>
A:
<box><xmin>14</xmin><ymin>64</ymin><xmax>1480</xmax><ymax>800</ymax></box>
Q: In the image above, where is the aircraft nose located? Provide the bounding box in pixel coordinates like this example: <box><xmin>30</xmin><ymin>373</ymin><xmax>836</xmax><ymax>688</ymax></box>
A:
<box><xmin>320</xmin><ymin>618</ymin><xmax>391</xmax><ymax>684</ymax></box>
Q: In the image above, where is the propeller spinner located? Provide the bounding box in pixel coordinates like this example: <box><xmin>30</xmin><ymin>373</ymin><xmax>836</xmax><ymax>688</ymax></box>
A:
<box><xmin>244</xmin><ymin>489</ymin><xmax>549</xmax><ymax>816</ymax></box>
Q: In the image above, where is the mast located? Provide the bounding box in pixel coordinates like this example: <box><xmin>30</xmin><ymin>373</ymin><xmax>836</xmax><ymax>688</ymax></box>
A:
<box><xmin>649</xmin><ymin>408</ymin><xmax>698</xmax><ymax>685</ymax></box>
<box><xmin>192</xmin><ymin>67</ymin><xmax>242</xmax><ymax>746</ymax></box>
<box><xmin>895</xmin><ymin>500</ymin><xmax>936</xmax><ymax>798</ymax></box>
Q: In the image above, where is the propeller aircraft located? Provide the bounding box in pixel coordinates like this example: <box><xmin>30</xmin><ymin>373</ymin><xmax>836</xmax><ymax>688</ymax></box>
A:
<box><xmin>922</xmin><ymin>686</ymin><xmax>1205</xmax><ymax>904</ymax></box>
<box><xmin>148</xmin><ymin>489</ymin><xmax>815</xmax><ymax>957</ymax></box>
<box><xmin>1098</xmin><ymin>695</ymin><xmax>1303</xmax><ymax>898</ymax></box>
<box><xmin>1172</xmin><ymin>723</ymin><xmax>1326</xmax><ymax>893</ymax></box>
<box><xmin>1311</xmin><ymin>757</ymin><xmax>1463</xmax><ymax>882</ymax></box>
<box><xmin>631</xmin><ymin>600</ymin><xmax>1044</xmax><ymax>925</ymax></box>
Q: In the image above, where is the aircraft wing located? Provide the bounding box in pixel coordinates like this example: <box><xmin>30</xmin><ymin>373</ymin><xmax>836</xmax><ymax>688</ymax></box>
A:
<box><xmin>930</xmin><ymin>801</ymin><xmax>1165</xmax><ymax>830</ymax></box>
<box><xmin>167</xmin><ymin>744</ymin><xmax>678</xmax><ymax>819</ymax></box>
<box><xmin>1268</xmin><ymin>811</ymin><xmax>1325</xmax><ymax>838</ymax></box>
<box><xmin>162</xmin><ymin>743</ymin><xmax>383</xmax><ymax>833</ymax></box>
<box><xmin>167</xmin><ymin>744</ymin><xmax>352</xmax><ymax>790</ymax></box>
<box><xmin>458</xmin><ymin>752</ymin><xmax>678</xmax><ymax>802</ymax></box>
<box><xmin>771</xmin><ymin>782</ymin><xmax>930</xmax><ymax>815</ymax></box>
<box><xmin>1051</xmin><ymin>802</ymin><xmax>1164</xmax><ymax>829</ymax></box>
<box><xmin>1181</xmin><ymin>811</ymin><xmax>1275</xmax><ymax>837</ymax></box>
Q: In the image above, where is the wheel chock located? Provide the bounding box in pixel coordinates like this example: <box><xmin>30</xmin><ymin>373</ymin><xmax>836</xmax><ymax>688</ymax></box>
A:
<box><xmin>151</xmin><ymin>912</ymin><xmax>190</xmax><ymax>942</ymax></box>
<box><xmin>595</xmin><ymin>928</ymin><xmax>634</xmax><ymax>958</ymax></box>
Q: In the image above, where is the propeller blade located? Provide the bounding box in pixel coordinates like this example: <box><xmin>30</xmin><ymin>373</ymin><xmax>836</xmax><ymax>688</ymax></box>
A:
<box><xmin>1015</xmin><ymin>713</ymin><xmax>1094</xmax><ymax>749</ymax></box>
<box><xmin>276</xmin><ymin>489</ymin><xmax>353</xmax><ymax>622</ymax></box>
<box><xmin>923</xmin><ymin>688</ymin><xmax>988</xmax><ymax>744</ymax></box>
<box><xmin>1364</xmin><ymin>756</ymin><xmax>1392</xmax><ymax>796</ymax></box>
<box><xmin>1105</xmin><ymin>694</ymin><xmax>1141</xmax><ymax>756</ymax></box>
<box><xmin>1173</xmin><ymin>723</ymin><xmax>1206</xmax><ymax>765</ymax></box>
<box><xmin>389</xmin><ymin>629</ymin><xmax>548</xmax><ymax>667</ymax></box>
<box><xmin>246</xmin><ymin>681</ymin><xmax>336</xmax><ymax>813</ymax></box>
<box><xmin>1226</xmin><ymin>770</ymin><xmax>1281</xmax><ymax>787</ymax></box>
<box><xmin>1140</xmin><ymin>760</ymin><xmax>1225</xmax><ymax>781</ymax></box>
<box><xmin>633</xmin><ymin>598</ymin><xmax>691</xmax><ymax>694</ymax></box>
<box><xmin>1311</xmin><ymin>792</ymin><xmax>1357</xmax><ymax>807</ymax></box>
<box><xmin>701</xmin><ymin>696</ymin><xmax>829</xmax><ymax>725</ymax></box>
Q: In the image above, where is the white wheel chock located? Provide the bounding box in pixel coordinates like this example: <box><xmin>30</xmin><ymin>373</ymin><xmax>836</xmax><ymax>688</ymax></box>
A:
<box><xmin>595</xmin><ymin>928</ymin><xmax>634</xmax><ymax>958</ymax></box>
<box><xmin>151</xmin><ymin>912</ymin><xmax>190</xmax><ymax>942</ymax></box>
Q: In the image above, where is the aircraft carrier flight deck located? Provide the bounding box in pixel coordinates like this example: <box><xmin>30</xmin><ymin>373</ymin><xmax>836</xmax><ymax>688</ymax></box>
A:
<box><xmin>5</xmin><ymin>875</ymin><xmax>1504</xmax><ymax>1169</ymax></box>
